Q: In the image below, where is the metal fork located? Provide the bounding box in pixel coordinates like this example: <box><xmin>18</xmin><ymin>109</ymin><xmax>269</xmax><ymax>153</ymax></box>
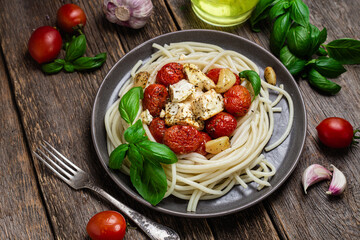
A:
<box><xmin>34</xmin><ymin>140</ymin><xmax>180</xmax><ymax>240</ymax></box>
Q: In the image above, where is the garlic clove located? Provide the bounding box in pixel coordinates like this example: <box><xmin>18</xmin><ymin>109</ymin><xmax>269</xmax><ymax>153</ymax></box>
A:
<box><xmin>326</xmin><ymin>164</ymin><xmax>347</xmax><ymax>196</ymax></box>
<box><xmin>302</xmin><ymin>164</ymin><xmax>332</xmax><ymax>194</ymax></box>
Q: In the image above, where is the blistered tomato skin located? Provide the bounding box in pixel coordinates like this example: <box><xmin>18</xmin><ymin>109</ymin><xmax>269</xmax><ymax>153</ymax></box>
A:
<box><xmin>156</xmin><ymin>62</ymin><xmax>185</xmax><ymax>86</ymax></box>
<box><xmin>316</xmin><ymin>117</ymin><xmax>354</xmax><ymax>148</ymax></box>
<box><xmin>205</xmin><ymin>112</ymin><xmax>237</xmax><ymax>139</ymax></box>
<box><xmin>57</xmin><ymin>3</ymin><xmax>87</xmax><ymax>33</ymax></box>
<box><xmin>149</xmin><ymin>117</ymin><xmax>167</xmax><ymax>143</ymax></box>
<box><xmin>86</xmin><ymin>211</ymin><xmax>126</xmax><ymax>240</ymax></box>
<box><xmin>163</xmin><ymin>125</ymin><xmax>202</xmax><ymax>154</ymax></box>
<box><xmin>195</xmin><ymin>132</ymin><xmax>212</xmax><ymax>155</ymax></box>
<box><xmin>224</xmin><ymin>85</ymin><xmax>251</xmax><ymax>117</ymax></box>
<box><xmin>142</xmin><ymin>84</ymin><xmax>168</xmax><ymax>117</ymax></box>
<box><xmin>28</xmin><ymin>26</ymin><xmax>62</xmax><ymax>64</ymax></box>
<box><xmin>206</xmin><ymin>68</ymin><xmax>241</xmax><ymax>85</ymax></box>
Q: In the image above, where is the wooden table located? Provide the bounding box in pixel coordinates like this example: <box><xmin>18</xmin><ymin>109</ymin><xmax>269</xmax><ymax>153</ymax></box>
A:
<box><xmin>1</xmin><ymin>0</ymin><xmax>359</xmax><ymax>239</ymax></box>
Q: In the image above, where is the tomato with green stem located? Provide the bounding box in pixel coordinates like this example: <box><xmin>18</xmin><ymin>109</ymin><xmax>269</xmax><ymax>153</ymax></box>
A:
<box><xmin>57</xmin><ymin>3</ymin><xmax>87</xmax><ymax>33</ymax></box>
<box><xmin>86</xmin><ymin>211</ymin><xmax>126</xmax><ymax>240</ymax></box>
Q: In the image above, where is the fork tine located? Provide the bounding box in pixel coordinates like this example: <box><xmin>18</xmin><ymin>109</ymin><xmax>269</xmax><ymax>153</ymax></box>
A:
<box><xmin>43</xmin><ymin>140</ymin><xmax>81</xmax><ymax>171</ymax></box>
<box><xmin>40</xmin><ymin>142</ymin><xmax>76</xmax><ymax>175</ymax></box>
<box><xmin>34</xmin><ymin>150</ymin><xmax>72</xmax><ymax>185</ymax></box>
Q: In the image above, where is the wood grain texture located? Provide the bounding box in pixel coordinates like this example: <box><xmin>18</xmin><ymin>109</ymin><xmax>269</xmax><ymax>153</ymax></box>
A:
<box><xmin>0</xmin><ymin>49</ymin><xmax>53</xmax><ymax>238</ymax></box>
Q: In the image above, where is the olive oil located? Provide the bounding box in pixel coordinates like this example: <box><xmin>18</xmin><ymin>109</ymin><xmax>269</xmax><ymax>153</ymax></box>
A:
<box><xmin>191</xmin><ymin>0</ymin><xmax>259</xmax><ymax>27</ymax></box>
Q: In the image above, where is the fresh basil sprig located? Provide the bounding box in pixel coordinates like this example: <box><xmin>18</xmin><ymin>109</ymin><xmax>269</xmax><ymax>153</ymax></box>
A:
<box><xmin>41</xmin><ymin>34</ymin><xmax>106</xmax><ymax>74</ymax></box>
<box><xmin>239</xmin><ymin>70</ymin><xmax>261</xmax><ymax>97</ymax></box>
<box><xmin>250</xmin><ymin>0</ymin><xmax>359</xmax><ymax>95</ymax></box>
<box><xmin>109</xmin><ymin>87</ymin><xmax>178</xmax><ymax>206</ymax></box>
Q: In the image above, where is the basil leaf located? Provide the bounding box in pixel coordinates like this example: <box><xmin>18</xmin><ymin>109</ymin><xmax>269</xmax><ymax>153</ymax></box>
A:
<box><xmin>109</xmin><ymin>143</ymin><xmax>129</xmax><ymax>169</ymax></box>
<box><xmin>307</xmin><ymin>25</ymin><xmax>327</xmax><ymax>57</ymax></box>
<box><xmin>238</xmin><ymin>70</ymin><xmax>261</xmax><ymax>97</ymax></box>
<box><xmin>64</xmin><ymin>62</ymin><xmax>75</xmax><ymax>73</ymax></box>
<box><xmin>308</xmin><ymin>57</ymin><xmax>346</xmax><ymax>78</ymax></box>
<box><xmin>73</xmin><ymin>53</ymin><xmax>107</xmax><ymax>71</ymax></box>
<box><xmin>287</xmin><ymin>24</ymin><xmax>312</xmax><ymax>58</ymax></box>
<box><xmin>124</xmin><ymin>119</ymin><xmax>148</xmax><ymax>144</ymax></box>
<box><xmin>130</xmin><ymin>160</ymin><xmax>166</xmax><ymax>206</ymax></box>
<box><xmin>119</xmin><ymin>87</ymin><xmax>144</xmax><ymax>125</ymax></box>
<box><xmin>269</xmin><ymin>0</ymin><xmax>290</xmax><ymax>20</ymax></box>
<box><xmin>250</xmin><ymin>0</ymin><xmax>276</xmax><ymax>32</ymax></box>
<box><xmin>280</xmin><ymin>46</ymin><xmax>307</xmax><ymax>75</ymax></box>
<box><xmin>270</xmin><ymin>12</ymin><xmax>291</xmax><ymax>56</ymax></box>
<box><xmin>128</xmin><ymin>144</ymin><xmax>144</xmax><ymax>170</ymax></box>
<box><xmin>65</xmin><ymin>34</ymin><xmax>87</xmax><ymax>62</ymax></box>
<box><xmin>41</xmin><ymin>60</ymin><xmax>64</xmax><ymax>74</ymax></box>
<box><xmin>136</xmin><ymin>140</ymin><xmax>178</xmax><ymax>165</ymax></box>
<box><xmin>316</xmin><ymin>47</ymin><xmax>328</xmax><ymax>56</ymax></box>
<box><xmin>308</xmin><ymin>68</ymin><xmax>341</xmax><ymax>95</ymax></box>
<box><xmin>324</xmin><ymin>38</ymin><xmax>360</xmax><ymax>64</ymax></box>
<box><xmin>289</xmin><ymin>0</ymin><xmax>309</xmax><ymax>27</ymax></box>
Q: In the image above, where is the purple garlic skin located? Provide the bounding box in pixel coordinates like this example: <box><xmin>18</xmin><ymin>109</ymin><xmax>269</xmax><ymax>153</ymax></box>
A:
<box><xmin>302</xmin><ymin>164</ymin><xmax>332</xmax><ymax>194</ymax></box>
<box><xmin>103</xmin><ymin>0</ymin><xmax>154</xmax><ymax>29</ymax></box>
<box><xmin>326</xmin><ymin>164</ymin><xmax>347</xmax><ymax>196</ymax></box>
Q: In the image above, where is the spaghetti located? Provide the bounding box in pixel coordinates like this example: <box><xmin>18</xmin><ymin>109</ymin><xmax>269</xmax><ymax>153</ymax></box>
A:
<box><xmin>105</xmin><ymin>42</ymin><xmax>294</xmax><ymax>212</ymax></box>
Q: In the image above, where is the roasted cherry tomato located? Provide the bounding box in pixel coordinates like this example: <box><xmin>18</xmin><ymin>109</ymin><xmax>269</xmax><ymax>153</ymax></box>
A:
<box><xmin>28</xmin><ymin>26</ymin><xmax>62</xmax><ymax>64</ymax></box>
<box><xmin>206</xmin><ymin>68</ymin><xmax>241</xmax><ymax>85</ymax></box>
<box><xmin>156</xmin><ymin>62</ymin><xmax>185</xmax><ymax>86</ymax></box>
<box><xmin>57</xmin><ymin>3</ymin><xmax>87</xmax><ymax>33</ymax></box>
<box><xmin>205</xmin><ymin>112</ymin><xmax>237</xmax><ymax>139</ymax></box>
<box><xmin>316</xmin><ymin>117</ymin><xmax>357</xmax><ymax>148</ymax></box>
<box><xmin>163</xmin><ymin>125</ymin><xmax>202</xmax><ymax>154</ymax></box>
<box><xmin>224</xmin><ymin>85</ymin><xmax>251</xmax><ymax>117</ymax></box>
<box><xmin>149</xmin><ymin>117</ymin><xmax>167</xmax><ymax>143</ymax></box>
<box><xmin>195</xmin><ymin>132</ymin><xmax>212</xmax><ymax>155</ymax></box>
<box><xmin>86</xmin><ymin>211</ymin><xmax>126</xmax><ymax>240</ymax></box>
<box><xmin>142</xmin><ymin>84</ymin><xmax>168</xmax><ymax>117</ymax></box>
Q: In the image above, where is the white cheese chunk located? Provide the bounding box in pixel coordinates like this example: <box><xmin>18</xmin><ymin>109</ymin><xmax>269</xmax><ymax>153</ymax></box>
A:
<box><xmin>192</xmin><ymin>89</ymin><xmax>224</xmax><ymax>120</ymax></box>
<box><xmin>183</xmin><ymin>63</ymin><xmax>216</xmax><ymax>91</ymax></box>
<box><xmin>159</xmin><ymin>109</ymin><xmax>165</xmax><ymax>118</ymax></box>
<box><xmin>169</xmin><ymin>80</ymin><xmax>195</xmax><ymax>103</ymax></box>
<box><xmin>165</xmin><ymin>102</ymin><xmax>204</xmax><ymax>130</ymax></box>
<box><xmin>140</xmin><ymin>109</ymin><xmax>153</xmax><ymax>125</ymax></box>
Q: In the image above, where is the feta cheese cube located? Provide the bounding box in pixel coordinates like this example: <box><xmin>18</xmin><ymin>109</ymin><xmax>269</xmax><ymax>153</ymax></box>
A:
<box><xmin>192</xmin><ymin>89</ymin><xmax>224</xmax><ymax>120</ymax></box>
<box><xmin>169</xmin><ymin>80</ymin><xmax>195</xmax><ymax>103</ymax></box>
<box><xmin>183</xmin><ymin>63</ymin><xmax>216</xmax><ymax>91</ymax></box>
<box><xmin>140</xmin><ymin>109</ymin><xmax>153</xmax><ymax>125</ymax></box>
<box><xmin>165</xmin><ymin>102</ymin><xmax>204</xmax><ymax>130</ymax></box>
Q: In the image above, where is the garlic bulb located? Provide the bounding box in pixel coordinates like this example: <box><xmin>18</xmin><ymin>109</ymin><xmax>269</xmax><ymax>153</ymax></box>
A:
<box><xmin>326</xmin><ymin>164</ymin><xmax>347</xmax><ymax>196</ymax></box>
<box><xmin>302</xmin><ymin>164</ymin><xmax>332</xmax><ymax>194</ymax></box>
<box><xmin>103</xmin><ymin>0</ymin><xmax>153</xmax><ymax>29</ymax></box>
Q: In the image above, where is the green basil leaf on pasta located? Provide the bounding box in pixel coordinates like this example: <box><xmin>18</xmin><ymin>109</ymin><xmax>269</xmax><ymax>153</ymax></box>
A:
<box><xmin>109</xmin><ymin>143</ymin><xmax>129</xmax><ymax>169</ymax></box>
<box><xmin>124</xmin><ymin>119</ymin><xmax>148</xmax><ymax>144</ymax></box>
<box><xmin>136</xmin><ymin>140</ymin><xmax>178</xmax><ymax>165</ymax></box>
<box><xmin>239</xmin><ymin>70</ymin><xmax>261</xmax><ymax>97</ymax></box>
<box><xmin>119</xmin><ymin>87</ymin><xmax>144</xmax><ymax>125</ymax></box>
<box><xmin>324</xmin><ymin>38</ymin><xmax>360</xmax><ymax>64</ymax></box>
<box><xmin>127</xmin><ymin>144</ymin><xmax>144</xmax><ymax>170</ymax></box>
<box><xmin>65</xmin><ymin>34</ymin><xmax>87</xmax><ymax>62</ymax></box>
<box><xmin>289</xmin><ymin>0</ymin><xmax>309</xmax><ymax>27</ymax></box>
<box><xmin>130</xmin><ymin>159</ymin><xmax>166</xmax><ymax>206</ymax></box>
<box><xmin>270</xmin><ymin>12</ymin><xmax>291</xmax><ymax>56</ymax></box>
<box><xmin>308</xmin><ymin>68</ymin><xmax>341</xmax><ymax>95</ymax></box>
<box><xmin>280</xmin><ymin>46</ymin><xmax>307</xmax><ymax>75</ymax></box>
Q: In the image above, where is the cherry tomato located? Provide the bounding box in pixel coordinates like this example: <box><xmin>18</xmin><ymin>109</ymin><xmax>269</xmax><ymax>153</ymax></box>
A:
<box><xmin>57</xmin><ymin>3</ymin><xmax>87</xmax><ymax>33</ymax></box>
<box><xmin>223</xmin><ymin>85</ymin><xmax>251</xmax><ymax>117</ymax></box>
<box><xmin>163</xmin><ymin>125</ymin><xmax>202</xmax><ymax>154</ymax></box>
<box><xmin>156</xmin><ymin>62</ymin><xmax>185</xmax><ymax>86</ymax></box>
<box><xmin>86</xmin><ymin>211</ymin><xmax>126</xmax><ymax>240</ymax></box>
<box><xmin>149</xmin><ymin>117</ymin><xmax>167</xmax><ymax>143</ymax></box>
<box><xmin>28</xmin><ymin>26</ymin><xmax>62</xmax><ymax>64</ymax></box>
<box><xmin>206</xmin><ymin>68</ymin><xmax>241</xmax><ymax>85</ymax></box>
<box><xmin>195</xmin><ymin>132</ymin><xmax>212</xmax><ymax>155</ymax></box>
<box><xmin>316</xmin><ymin>117</ymin><xmax>355</xmax><ymax>148</ymax></box>
<box><xmin>205</xmin><ymin>112</ymin><xmax>237</xmax><ymax>139</ymax></box>
<box><xmin>142</xmin><ymin>84</ymin><xmax>169</xmax><ymax>117</ymax></box>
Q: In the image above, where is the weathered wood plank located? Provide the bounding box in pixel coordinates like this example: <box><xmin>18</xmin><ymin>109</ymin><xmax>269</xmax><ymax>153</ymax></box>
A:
<box><xmin>0</xmin><ymin>49</ymin><xmax>53</xmax><ymax>239</ymax></box>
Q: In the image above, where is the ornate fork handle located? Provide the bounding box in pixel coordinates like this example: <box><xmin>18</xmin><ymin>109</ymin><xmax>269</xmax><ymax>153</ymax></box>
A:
<box><xmin>86</xmin><ymin>183</ymin><xmax>180</xmax><ymax>240</ymax></box>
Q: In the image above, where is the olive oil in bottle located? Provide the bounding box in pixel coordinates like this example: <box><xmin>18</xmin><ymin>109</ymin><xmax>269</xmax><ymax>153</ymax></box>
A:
<box><xmin>191</xmin><ymin>0</ymin><xmax>259</xmax><ymax>27</ymax></box>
